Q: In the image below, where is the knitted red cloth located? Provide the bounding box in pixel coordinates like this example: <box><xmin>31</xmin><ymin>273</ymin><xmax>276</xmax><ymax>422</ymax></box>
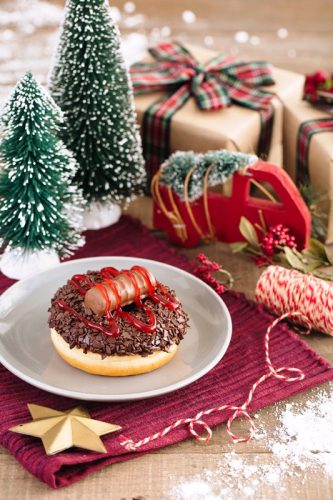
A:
<box><xmin>1</xmin><ymin>216</ymin><xmax>332</xmax><ymax>488</ymax></box>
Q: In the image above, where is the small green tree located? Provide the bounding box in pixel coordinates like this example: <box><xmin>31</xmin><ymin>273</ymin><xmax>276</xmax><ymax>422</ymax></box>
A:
<box><xmin>49</xmin><ymin>0</ymin><xmax>146</xmax><ymax>205</ymax></box>
<box><xmin>0</xmin><ymin>72</ymin><xmax>85</xmax><ymax>256</ymax></box>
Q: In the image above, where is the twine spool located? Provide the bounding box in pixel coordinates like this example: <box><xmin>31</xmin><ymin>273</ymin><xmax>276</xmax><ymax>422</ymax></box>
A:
<box><xmin>255</xmin><ymin>265</ymin><xmax>333</xmax><ymax>336</ymax></box>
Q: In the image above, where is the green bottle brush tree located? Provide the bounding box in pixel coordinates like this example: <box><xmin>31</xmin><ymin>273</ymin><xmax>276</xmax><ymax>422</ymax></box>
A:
<box><xmin>0</xmin><ymin>72</ymin><xmax>85</xmax><ymax>279</ymax></box>
<box><xmin>49</xmin><ymin>0</ymin><xmax>146</xmax><ymax>229</ymax></box>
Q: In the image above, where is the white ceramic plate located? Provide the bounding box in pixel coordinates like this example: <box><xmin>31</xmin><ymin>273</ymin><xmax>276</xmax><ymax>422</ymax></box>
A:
<box><xmin>0</xmin><ymin>257</ymin><xmax>232</xmax><ymax>401</ymax></box>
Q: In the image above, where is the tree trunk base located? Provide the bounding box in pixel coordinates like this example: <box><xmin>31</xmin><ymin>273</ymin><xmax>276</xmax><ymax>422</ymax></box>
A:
<box><xmin>83</xmin><ymin>202</ymin><xmax>122</xmax><ymax>230</ymax></box>
<box><xmin>0</xmin><ymin>248</ymin><xmax>60</xmax><ymax>280</ymax></box>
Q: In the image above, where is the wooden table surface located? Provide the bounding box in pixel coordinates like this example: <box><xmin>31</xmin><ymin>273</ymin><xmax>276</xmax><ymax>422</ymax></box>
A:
<box><xmin>1</xmin><ymin>197</ymin><xmax>333</xmax><ymax>499</ymax></box>
<box><xmin>1</xmin><ymin>1</ymin><xmax>333</xmax><ymax>498</ymax></box>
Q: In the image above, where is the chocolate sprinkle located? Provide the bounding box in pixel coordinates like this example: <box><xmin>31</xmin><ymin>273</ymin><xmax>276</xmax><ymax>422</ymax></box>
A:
<box><xmin>48</xmin><ymin>271</ymin><xmax>190</xmax><ymax>358</ymax></box>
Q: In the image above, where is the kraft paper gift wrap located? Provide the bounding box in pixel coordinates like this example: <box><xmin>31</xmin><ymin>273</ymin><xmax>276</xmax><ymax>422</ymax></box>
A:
<box><xmin>133</xmin><ymin>44</ymin><xmax>304</xmax><ymax>167</ymax></box>
<box><xmin>283</xmin><ymin>100</ymin><xmax>333</xmax><ymax>243</ymax></box>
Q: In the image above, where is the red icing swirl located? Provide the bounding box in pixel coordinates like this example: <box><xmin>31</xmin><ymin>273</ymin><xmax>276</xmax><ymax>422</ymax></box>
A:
<box><xmin>56</xmin><ymin>300</ymin><xmax>119</xmax><ymax>337</ymax></box>
<box><xmin>56</xmin><ymin>266</ymin><xmax>180</xmax><ymax>338</ymax></box>
<box><xmin>70</xmin><ymin>274</ymin><xmax>94</xmax><ymax>296</ymax></box>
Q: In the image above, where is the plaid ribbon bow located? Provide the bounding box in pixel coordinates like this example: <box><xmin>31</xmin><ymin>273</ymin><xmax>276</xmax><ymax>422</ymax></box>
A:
<box><xmin>131</xmin><ymin>41</ymin><xmax>276</xmax><ymax>178</ymax></box>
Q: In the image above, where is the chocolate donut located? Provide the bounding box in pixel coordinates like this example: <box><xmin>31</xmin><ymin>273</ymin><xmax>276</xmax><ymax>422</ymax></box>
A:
<box><xmin>48</xmin><ymin>268</ymin><xmax>190</xmax><ymax>376</ymax></box>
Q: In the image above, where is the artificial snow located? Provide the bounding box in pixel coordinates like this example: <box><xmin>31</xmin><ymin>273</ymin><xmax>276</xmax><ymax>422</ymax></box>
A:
<box><xmin>0</xmin><ymin>0</ymin><xmax>63</xmax><ymax>31</ymax></box>
<box><xmin>234</xmin><ymin>31</ymin><xmax>249</xmax><ymax>44</ymax></box>
<box><xmin>123</xmin><ymin>2</ymin><xmax>136</xmax><ymax>14</ymax></box>
<box><xmin>272</xmin><ymin>397</ymin><xmax>333</xmax><ymax>476</ymax></box>
<box><xmin>277</xmin><ymin>28</ymin><xmax>289</xmax><ymax>39</ymax></box>
<box><xmin>182</xmin><ymin>10</ymin><xmax>197</xmax><ymax>25</ymax></box>
<box><xmin>169</xmin><ymin>388</ymin><xmax>333</xmax><ymax>499</ymax></box>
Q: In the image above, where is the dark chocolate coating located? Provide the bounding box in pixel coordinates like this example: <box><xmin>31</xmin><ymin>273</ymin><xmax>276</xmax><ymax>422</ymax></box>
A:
<box><xmin>48</xmin><ymin>271</ymin><xmax>189</xmax><ymax>359</ymax></box>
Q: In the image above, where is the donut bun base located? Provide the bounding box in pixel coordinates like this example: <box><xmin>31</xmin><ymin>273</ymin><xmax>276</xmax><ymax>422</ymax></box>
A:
<box><xmin>50</xmin><ymin>328</ymin><xmax>178</xmax><ymax>376</ymax></box>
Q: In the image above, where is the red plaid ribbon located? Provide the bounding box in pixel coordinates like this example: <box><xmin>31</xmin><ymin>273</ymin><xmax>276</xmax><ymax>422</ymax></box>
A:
<box><xmin>131</xmin><ymin>41</ymin><xmax>275</xmax><ymax>178</ymax></box>
<box><xmin>296</xmin><ymin>118</ymin><xmax>333</xmax><ymax>184</ymax></box>
<box><xmin>304</xmin><ymin>93</ymin><xmax>333</xmax><ymax>113</ymax></box>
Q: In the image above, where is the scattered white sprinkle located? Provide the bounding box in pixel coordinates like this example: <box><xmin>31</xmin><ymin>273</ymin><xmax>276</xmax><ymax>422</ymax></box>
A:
<box><xmin>170</xmin><ymin>389</ymin><xmax>333</xmax><ymax>499</ymax></box>
<box><xmin>277</xmin><ymin>27</ymin><xmax>289</xmax><ymax>39</ymax></box>
<box><xmin>0</xmin><ymin>0</ymin><xmax>63</xmax><ymax>32</ymax></box>
<box><xmin>242</xmin><ymin>486</ymin><xmax>254</xmax><ymax>497</ymax></box>
<box><xmin>22</xmin><ymin>23</ymin><xmax>36</xmax><ymax>35</ymax></box>
<box><xmin>161</xmin><ymin>25</ymin><xmax>171</xmax><ymax>38</ymax></box>
<box><xmin>110</xmin><ymin>6</ymin><xmax>121</xmax><ymax>23</ymax></box>
<box><xmin>18</xmin><ymin>213</ymin><xmax>26</xmax><ymax>228</ymax></box>
<box><xmin>173</xmin><ymin>479</ymin><xmax>217</xmax><ymax>500</ymax></box>
<box><xmin>0</xmin><ymin>46</ymin><xmax>12</xmax><ymax>60</ymax></box>
<box><xmin>123</xmin><ymin>13</ymin><xmax>144</xmax><ymax>29</ymax></box>
<box><xmin>250</xmin><ymin>35</ymin><xmax>261</xmax><ymax>46</ymax></box>
<box><xmin>288</xmin><ymin>48</ymin><xmax>297</xmax><ymax>58</ymax></box>
<box><xmin>123</xmin><ymin>1</ymin><xmax>136</xmax><ymax>14</ymax></box>
<box><xmin>0</xmin><ymin>29</ymin><xmax>14</xmax><ymax>41</ymax></box>
<box><xmin>204</xmin><ymin>35</ymin><xmax>214</xmax><ymax>47</ymax></box>
<box><xmin>182</xmin><ymin>10</ymin><xmax>197</xmax><ymax>24</ymax></box>
<box><xmin>149</xmin><ymin>27</ymin><xmax>162</xmax><ymax>44</ymax></box>
<box><xmin>234</xmin><ymin>31</ymin><xmax>249</xmax><ymax>44</ymax></box>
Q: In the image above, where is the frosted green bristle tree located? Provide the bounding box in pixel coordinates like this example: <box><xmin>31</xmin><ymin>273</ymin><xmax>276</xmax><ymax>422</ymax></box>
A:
<box><xmin>0</xmin><ymin>72</ymin><xmax>85</xmax><ymax>279</ymax></box>
<box><xmin>49</xmin><ymin>0</ymin><xmax>146</xmax><ymax>214</ymax></box>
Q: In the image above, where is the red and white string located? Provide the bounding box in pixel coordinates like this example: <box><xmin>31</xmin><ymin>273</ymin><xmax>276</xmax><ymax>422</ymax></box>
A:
<box><xmin>119</xmin><ymin>265</ymin><xmax>330</xmax><ymax>451</ymax></box>
<box><xmin>255</xmin><ymin>265</ymin><xmax>333</xmax><ymax>336</ymax></box>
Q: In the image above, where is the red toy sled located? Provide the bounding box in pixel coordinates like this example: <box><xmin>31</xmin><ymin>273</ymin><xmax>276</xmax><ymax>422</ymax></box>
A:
<box><xmin>152</xmin><ymin>161</ymin><xmax>311</xmax><ymax>249</ymax></box>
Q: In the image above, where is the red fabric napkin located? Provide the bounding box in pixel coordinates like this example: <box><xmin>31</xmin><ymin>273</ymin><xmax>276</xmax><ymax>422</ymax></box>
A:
<box><xmin>1</xmin><ymin>216</ymin><xmax>333</xmax><ymax>489</ymax></box>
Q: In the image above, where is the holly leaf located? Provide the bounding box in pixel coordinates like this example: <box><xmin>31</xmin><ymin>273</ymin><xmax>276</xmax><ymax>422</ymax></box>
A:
<box><xmin>284</xmin><ymin>247</ymin><xmax>307</xmax><ymax>271</ymax></box>
<box><xmin>230</xmin><ymin>241</ymin><xmax>248</xmax><ymax>253</ymax></box>
<box><xmin>239</xmin><ymin>217</ymin><xmax>259</xmax><ymax>247</ymax></box>
<box><xmin>313</xmin><ymin>269</ymin><xmax>333</xmax><ymax>281</ymax></box>
<box><xmin>306</xmin><ymin>238</ymin><xmax>329</xmax><ymax>262</ymax></box>
<box><xmin>303</xmin><ymin>260</ymin><xmax>324</xmax><ymax>273</ymax></box>
<box><xmin>325</xmin><ymin>247</ymin><xmax>333</xmax><ymax>266</ymax></box>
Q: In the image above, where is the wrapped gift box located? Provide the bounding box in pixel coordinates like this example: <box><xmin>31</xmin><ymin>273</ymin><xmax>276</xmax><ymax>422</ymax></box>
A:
<box><xmin>133</xmin><ymin>44</ymin><xmax>304</xmax><ymax>175</ymax></box>
<box><xmin>283</xmin><ymin>101</ymin><xmax>333</xmax><ymax>242</ymax></box>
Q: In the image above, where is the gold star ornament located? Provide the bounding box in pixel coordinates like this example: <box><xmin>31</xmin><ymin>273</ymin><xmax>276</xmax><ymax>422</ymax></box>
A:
<box><xmin>10</xmin><ymin>404</ymin><xmax>121</xmax><ymax>455</ymax></box>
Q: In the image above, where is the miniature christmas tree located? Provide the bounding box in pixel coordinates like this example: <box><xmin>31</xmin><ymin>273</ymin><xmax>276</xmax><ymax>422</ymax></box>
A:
<box><xmin>49</xmin><ymin>0</ymin><xmax>146</xmax><ymax>228</ymax></box>
<box><xmin>0</xmin><ymin>72</ymin><xmax>85</xmax><ymax>279</ymax></box>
